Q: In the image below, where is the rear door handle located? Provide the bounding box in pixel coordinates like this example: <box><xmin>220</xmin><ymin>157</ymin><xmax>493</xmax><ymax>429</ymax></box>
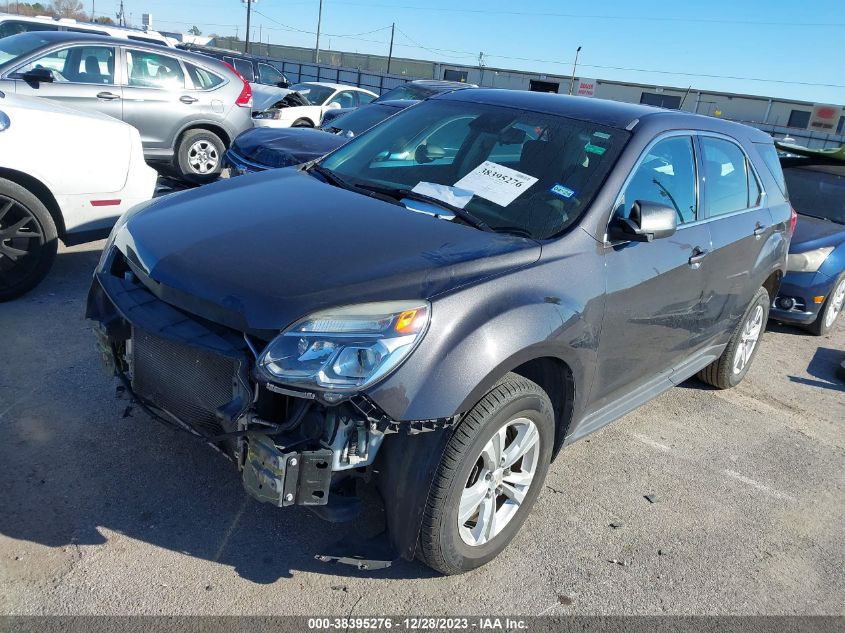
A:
<box><xmin>180</xmin><ymin>95</ymin><xmax>198</xmax><ymax>104</ymax></box>
<box><xmin>689</xmin><ymin>248</ymin><xmax>709</xmax><ymax>267</ymax></box>
<box><xmin>754</xmin><ymin>222</ymin><xmax>768</xmax><ymax>237</ymax></box>
<box><xmin>96</xmin><ymin>91</ymin><xmax>120</xmax><ymax>101</ymax></box>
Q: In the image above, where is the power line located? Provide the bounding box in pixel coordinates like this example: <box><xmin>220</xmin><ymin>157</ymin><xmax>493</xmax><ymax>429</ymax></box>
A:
<box><xmin>319</xmin><ymin>1</ymin><xmax>845</xmax><ymax>28</ymax></box>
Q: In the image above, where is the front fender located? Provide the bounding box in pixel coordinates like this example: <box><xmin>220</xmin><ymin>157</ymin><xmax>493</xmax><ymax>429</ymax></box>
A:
<box><xmin>366</xmin><ymin>242</ymin><xmax>604</xmax><ymax>422</ymax></box>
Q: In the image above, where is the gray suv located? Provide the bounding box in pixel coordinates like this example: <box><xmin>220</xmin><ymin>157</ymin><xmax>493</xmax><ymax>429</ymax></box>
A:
<box><xmin>87</xmin><ymin>90</ymin><xmax>793</xmax><ymax>575</ymax></box>
<box><xmin>0</xmin><ymin>31</ymin><xmax>253</xmax><ymax>182</ymax></box>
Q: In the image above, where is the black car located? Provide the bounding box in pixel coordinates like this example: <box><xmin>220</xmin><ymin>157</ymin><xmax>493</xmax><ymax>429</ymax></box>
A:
<box><xmin>224</xmin><ymin>100</ymin><xmax>415</xmax><ymax>174</ymax></box>
<box><xmin>320</xmin><ymin>79</ymin><xmax>473</xmax><ymax>127</ymax></box>
<box><xmin>180</xmin><ymin>43</ymin><xmax>289</xmax><ymax>88</ymax></box>
<box><xmin>88</xmin><ymin>89</ymin><xmax>792</xmax><ymax>575</ymax></box>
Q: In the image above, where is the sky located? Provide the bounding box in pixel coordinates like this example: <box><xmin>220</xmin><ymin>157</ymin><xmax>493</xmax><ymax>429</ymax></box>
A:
<box><xmin>118</xmin><ymin>0</ymin><xmax>843</xmax><ymax>104</ymax></box>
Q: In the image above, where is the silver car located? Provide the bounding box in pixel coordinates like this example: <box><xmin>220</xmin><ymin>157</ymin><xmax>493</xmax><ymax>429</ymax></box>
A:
<box><xmin>0</xmin><ymin>31</ymin><xmax>253</xmax><ymax>182</ymax></box>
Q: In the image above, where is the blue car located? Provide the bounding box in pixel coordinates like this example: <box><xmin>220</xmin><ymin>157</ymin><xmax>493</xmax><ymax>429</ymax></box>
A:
<box><xmin>770</xmin><ymin>148</ymin><xmax>845</xmax><ymax>335</ymax></box>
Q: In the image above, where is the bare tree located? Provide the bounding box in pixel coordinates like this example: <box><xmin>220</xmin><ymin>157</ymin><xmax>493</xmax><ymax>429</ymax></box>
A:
<box><xmin>50</xmin><ymin>0</ymin><xmax>86</xmax><ymax>19</ymax></box>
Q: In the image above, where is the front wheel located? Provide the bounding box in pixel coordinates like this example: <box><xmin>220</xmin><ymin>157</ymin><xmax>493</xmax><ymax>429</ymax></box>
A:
<box><xmin>417</xmin><ymin>373</ymin><xmax>554</xmax><ymax>575</ymax></box>
<box><xmin>806</xmin><ymin>274</ymin><xmax>845</xmax><ymax>336</ymax></box>
<box><xmin>175</xmin><ymin>129</ymin><xmax>225</xmax><ymax>184</ymax></box>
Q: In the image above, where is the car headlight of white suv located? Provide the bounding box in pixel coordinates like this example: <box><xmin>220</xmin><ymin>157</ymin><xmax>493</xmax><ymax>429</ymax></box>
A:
<box><xmin>787</xmin><ymin>247</ymin><xmax>834</xmax><ymax>273</ymax></box>
<box><xmin>259</xmin><ymin>301</ymin><xmax>430</xmax><ymax>396</ymax></box>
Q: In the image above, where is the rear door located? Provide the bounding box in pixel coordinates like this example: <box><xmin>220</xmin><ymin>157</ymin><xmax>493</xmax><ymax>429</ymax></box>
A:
<box><xmin>6</xmin><ymin>43</ymin><xmax>121</xmax><ymax>119</ymax></box>
<box><xmin>692</xmin><ymin>134</ymin><xmax>774</xmax><ymax>350</ymax></box>
<box><xmin>592</xmin><ymin>133</ymin><xmax>712</xmax><ymax>411</ymax></box>
<box><xmin>121</xmin><ymin>47</ymin><xmax>194</xmax><ymax>153</ymax></box>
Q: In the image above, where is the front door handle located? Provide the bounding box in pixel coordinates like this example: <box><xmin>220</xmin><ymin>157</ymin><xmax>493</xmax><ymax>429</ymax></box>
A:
<box><xmin>753</xmin><ymin>222</ymin><xmax>768</xmax><ymax>237</ymax></box>
<box><xmin>180</xmin><ymin>95</ymin><xmax>198</xmax><ymax>104</ymax></box>
<box><xmin>689</xmin><ymin>247</ymin><xmax>709</xmax><ymax>267</ymax></box>
<box><xmin>96</xmin><ymin>91</ymin><xmax>120</xmax><ymax>101</ymax></box>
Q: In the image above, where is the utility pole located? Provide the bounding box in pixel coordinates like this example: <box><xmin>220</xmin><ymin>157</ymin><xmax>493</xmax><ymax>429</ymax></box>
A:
<box><xmin>568</xmin><ymin>45</ymin><xmax>582</xmax><ymax>95</ymax></box>
<box><xmin>386</xmin><ymin>22</ymin><xmax>395</xmax><ymax>74</ymax></box>
<box><xmin>478</xmin><ymin>51</ymin><xmax>486</xmax><ymax>86</ymax></box>
<box><xmin>91</xmin><ymin>0</ymin><xmax>95</xmax><ymax>22</ymax></box>
<box><xmin>244</xmin><ymin>0</ymin><xmax>253</xmax><ymax>54</ymax></box>
<box><xmin>314</xmin><ymin>0</ymin><xmax>324</xmax><ymax>63</ymax></box>
<box><xmin>116</xmin><ymin>0</ymin><xmax>125</xmax><ymax>27</ymax></box>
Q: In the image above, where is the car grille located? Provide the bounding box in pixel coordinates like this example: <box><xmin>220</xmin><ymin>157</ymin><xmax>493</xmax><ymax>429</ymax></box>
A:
<box><xmin>131</xmin><ymin>328</ymin><xmax>237</xmax><ymax>437</ymax></box>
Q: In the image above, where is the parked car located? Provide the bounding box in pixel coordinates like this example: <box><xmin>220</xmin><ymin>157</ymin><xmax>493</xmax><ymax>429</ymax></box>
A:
<box><xmin>252</xmin><ymin>81</ymin><xmax>377</xmax><ymax>128</ymax></box>
<box><xmin>0</xmin><ymin>13</ymin><xmax>173</xmax><ymax>46</ymax></box>
<box><xmin>0</xmin><ymin>90</ymin><xmax>156</xmax><ymax>301</ymax></box>
<box><xmin>177</xmin><ymin>43</ymin><xmax>289</xmax><ymax>88</ymax></box>
<box><xmin>320</xmin><ymin>79</ymin><xmax>474</xmax><ymax>128</ymax></box>
<box><xmin>769</xmin><ymin>144</ymin><xmax>845</xmax><ymax>335</ymax></box>
<box><xmin>0</xmin><ymin>31</ymin><xmax>253</xmax><ymax>182</ymax></box>
<box><xmin>87</xmin><ymin>90</ymin><xmax>792</xmax><ymax>575</ymax></box>
<box><xmin>225</xmin><ymin>100</ymin><xmax>415</xmax><ymax>174</ymax></box>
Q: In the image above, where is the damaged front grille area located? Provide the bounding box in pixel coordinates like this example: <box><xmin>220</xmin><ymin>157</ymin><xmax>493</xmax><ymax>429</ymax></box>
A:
<box><xmin>131</xmin><ymin>329</ymin><xmax>238</xmax><ymax>437</ymax></box>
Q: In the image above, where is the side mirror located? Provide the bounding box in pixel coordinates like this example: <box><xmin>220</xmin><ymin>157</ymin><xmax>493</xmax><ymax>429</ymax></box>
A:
<box><xmin>608</xmin><ymin>200</ymin><xmax>677</xmax><ymax>242</ymax></box>
<box><xmin>277</xmin><ymin>80</ymin><xmax>289</xmax><ymax>88</ymax></box>
<box><xmin>21</xmin><ymin>67</ymin><xmax>54</xmax><ymax>84</ymax></box>
<box><xmin>327</xmin><ymin>102</ymin><xmax>342</xmax><ymax>110</ymax></box>
<box><xmin>414</xmin><ymin>144</ymin><xmax>445</xmax><ymax>164</ymax></box>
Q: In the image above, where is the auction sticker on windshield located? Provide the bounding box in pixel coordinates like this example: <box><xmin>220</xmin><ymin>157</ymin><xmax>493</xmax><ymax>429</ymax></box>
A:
<box><xmin>454</xmin><ymin>161</ymin><xmax>538</xmax><ymax>207</ymax></box>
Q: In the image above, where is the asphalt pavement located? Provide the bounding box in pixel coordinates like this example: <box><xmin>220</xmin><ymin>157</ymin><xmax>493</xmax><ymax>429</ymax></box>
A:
<box><xmin>0</xmin><ymin>239</ymin><xmax>843</xmax><ymax>616</ymax></box>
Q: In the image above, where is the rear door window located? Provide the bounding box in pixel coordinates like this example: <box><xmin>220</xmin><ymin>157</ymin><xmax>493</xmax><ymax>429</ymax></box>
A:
<box><xmin>618</xmin><ymin>135</ymin><xmax>698</xmax><ymax>224</ymax></box>
<box><xmin>233</xmin><ymin>58</ymin><xmax>254</xmax><ymax>82</ymax></box>
<box><xmin>126</xmin><ymin>49</ymin><xmax>185</xmax><ymax>89</ymax></box>
<box><xmin>756</xmin><ymin>143</ymin><xmax>788</xmax><ymax>198</ymax></box>
<box><xmin>700</xmin><ymin>137</ymin><xmax>755</xmax><ymax>216</ymax></box>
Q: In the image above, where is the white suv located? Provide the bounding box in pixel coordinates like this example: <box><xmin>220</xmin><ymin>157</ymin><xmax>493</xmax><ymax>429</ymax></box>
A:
<box><xmin>0</xmin><ymin>14</ymin><xmax>174</xmax><ymax>47</ymax></box>
<box><xmin>0</xmin><ymin>90</ymin><xmax>157</xmax><ymax>300</ymax></box>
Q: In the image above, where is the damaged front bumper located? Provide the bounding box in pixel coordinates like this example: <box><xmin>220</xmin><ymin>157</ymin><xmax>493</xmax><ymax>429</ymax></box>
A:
<box><xmin>86</xmin><ymin>257</ymin><xmax>455</xmax><ymax>519</ymax></box>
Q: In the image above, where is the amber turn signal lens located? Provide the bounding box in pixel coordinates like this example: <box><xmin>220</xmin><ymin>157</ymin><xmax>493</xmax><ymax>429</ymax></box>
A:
<box><xmin>814</xmin><ymin>296</ymin><xmax>825</xmax><ymax>304</ymax></box>
<box><xmin>395</xmin><ymin>307</ymin><xmax>426</xmax><ymax>333</ymax></box>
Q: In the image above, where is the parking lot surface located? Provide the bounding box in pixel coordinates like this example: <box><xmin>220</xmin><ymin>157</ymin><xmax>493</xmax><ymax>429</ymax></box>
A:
<box><xmin>0</xmin><ymin>239</ymin><xmax>843</xmax><ymax>616</ymax></box>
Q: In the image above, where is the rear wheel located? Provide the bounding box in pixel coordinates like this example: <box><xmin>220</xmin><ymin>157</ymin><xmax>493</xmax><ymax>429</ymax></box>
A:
<box><xmin>417</xmin><ymin>373</ymin><xmax>554</xmax><ymax>575</ymax></box>
<box><xmin>697</xmin><ymin>287</ymin><xmax>769</xmax><ymax>389</ymax></box>
<box><xmin>806</xmin><ymin>274</ymin><xmax>845</xmax><ymax>336</ymax></box>
<box><xmin>0</xmin><ymin>178</ymin><xmax>58</xmax><ymax>302</ymax></box>
<box><xmin>175</xmin><ymin>129</ymin><xmax>225</xmax><ymax>184</ymax></box>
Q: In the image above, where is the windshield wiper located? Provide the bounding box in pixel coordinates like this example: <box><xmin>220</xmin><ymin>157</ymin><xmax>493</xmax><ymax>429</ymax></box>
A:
<box><xmin>353</xmin><ymin>183</ymin><xmax>495</xmax><ymax>233</ymax></box>
<box><xmin>306</xmin><ymin>163</ymin><xmax>356</xmax><ymax>191</ymax></box>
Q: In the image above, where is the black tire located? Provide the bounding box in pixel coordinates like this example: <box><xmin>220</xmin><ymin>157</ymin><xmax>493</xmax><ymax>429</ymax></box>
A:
<box><xmin>291</xmin><ymin>118</ymin><xmax>314</xmax><ymax>128</ymax></box>
<box><xmin>417</xmin><ymin>373</ymin><xmax>554</xmax><ymax>575</ymax></box>
<box><xmin>0</xmin><ymin>178</ymin><xmax>58</xmax><ymax>302</ymax></box>
<box><xmin>805</xmin><ymin>273</ymin><xmax>845</xmax><ymax>336</ymax></box>
<box><xmin>174</xmin><ymin>128</ymin><xmax>225</xmax><ymax>184</ymax></box>
<box><xmin>697</xmin><ymin>287</ymin><xmax>770</xmax><ymax>389</ymax></box>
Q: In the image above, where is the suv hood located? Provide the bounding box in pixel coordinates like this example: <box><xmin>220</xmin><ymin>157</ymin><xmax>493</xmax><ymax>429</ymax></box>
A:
<box><xmin>112</xmin><ymin>168</ymin><xmax>540</xmax><ymax>334</ymax></box>
<box><xmin>232</xmin><ymin>127</ymin><xmax>347</xmax><ymax>168</ymax></box>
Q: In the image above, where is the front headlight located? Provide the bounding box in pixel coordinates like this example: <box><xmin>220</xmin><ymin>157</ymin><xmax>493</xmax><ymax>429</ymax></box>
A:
<box><xmin>787</xmin><ymin>247</ymin><xmax>834</xmax><ymax>273</ymax></box>
<box><xmin>254</xmin><ymin>110</ymin><xmax>283</xmax><ymax>120</ymax></box>
<box><xmin>258</xmin><ymin>301</ymin><xmax>430</xmax><ymax>396</ymax></box>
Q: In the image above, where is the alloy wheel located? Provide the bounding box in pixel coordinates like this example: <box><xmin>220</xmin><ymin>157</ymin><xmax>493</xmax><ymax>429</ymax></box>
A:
<box><xmin>0</xmin><ymin>195</ymin><xmax>45</xmax><ymax>289</ymax></box>
<box><xmin>824</xmin><ymin>278</ymin><xmax>845</xmax><ymax>329</ymax></box>
<box><xmin>458</xmin><ymin>417</ymin><xmax>541</xmax><ymax>547</ymax></box>
<box><xmin>732</xmin><ymin>304</ymin><xmax>764</xmax><ymax>375</ymax></box>
<box><xmin>187</xmin><ymin>140</ymin><xmax>220</xmax><ymax>174</ymax></box>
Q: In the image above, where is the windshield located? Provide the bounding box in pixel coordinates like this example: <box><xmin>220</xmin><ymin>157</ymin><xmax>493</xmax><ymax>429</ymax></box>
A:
<box><xmin>376</xmin><ymin>83</ymin><xmax>443</xmax><ymax>102</ymax></box>
<box><xmin>0</xmin><ymin>32</ymin><xmax>52</xmax><ymax>66</ymax></box>
<box><xmin>782</xmin><ymin>164</ymin><xmax>845</xmax><ymax>224</ymax></box>
<box><xmin>321</xmin><ymin>103</ymin><xmax>401</xmax><ymax>137</ymax></box>
<box><xmin>290</xmin><ymin>83</ymin><xmax>335</xmax><ymax>106</ymax></box>
<box><xmin>319</xmin><ymin>99</ymin><xmax>629</xmax><ymax>239</ymax></box>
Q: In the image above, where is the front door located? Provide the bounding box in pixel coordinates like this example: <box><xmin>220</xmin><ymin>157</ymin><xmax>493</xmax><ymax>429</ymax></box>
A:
<box><xmin>591</xmin><ymin>134</ymin><xmax>712</xmax><ymax>412</ymax></box>
<box><xmin>7</xmin><ymin>44</ymin><xmax>121</xmax><ymax>120</ymax></box>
